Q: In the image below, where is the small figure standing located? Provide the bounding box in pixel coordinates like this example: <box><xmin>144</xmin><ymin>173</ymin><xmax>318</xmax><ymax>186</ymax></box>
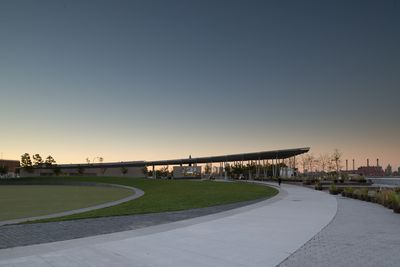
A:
<box><xmin>278</xmin><ymin>177</ymin><xmax>282</xmax><ymax>187</ymax></box>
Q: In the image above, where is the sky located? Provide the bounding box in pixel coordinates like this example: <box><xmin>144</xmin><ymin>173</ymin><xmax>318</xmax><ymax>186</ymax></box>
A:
<box><xmin>1</xmin><ymin>0</ymin><xmax>399</xmax><ymax>169</ymax></box>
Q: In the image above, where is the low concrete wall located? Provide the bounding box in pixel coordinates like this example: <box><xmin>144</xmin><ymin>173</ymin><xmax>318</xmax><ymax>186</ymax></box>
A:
<box><xmin>20</xmin><ymin>166</ymin><xmax>145</xmax><ymax>178</ymax></box>
<box><xmin>368</xmin><ymin>177</ymin><xmax>400</xmax><ymax>187</ymax></box>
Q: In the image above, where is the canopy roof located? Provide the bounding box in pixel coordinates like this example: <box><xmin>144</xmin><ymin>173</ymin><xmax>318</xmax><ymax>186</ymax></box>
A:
<box><xmin>147</xmin><ymin>147</ymin><xmax>310</xmax><ymax>166</ymax></box>
<box><xmin>33</xmin><ymin>147</ymin><xmax>310</xmax><ymax>169</ymax></box>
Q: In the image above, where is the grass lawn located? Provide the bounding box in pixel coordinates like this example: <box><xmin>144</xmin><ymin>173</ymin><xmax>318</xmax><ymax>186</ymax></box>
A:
<box><xmin>0</xmin><ymin>185</ymin><xmax>133</xmax><ymax>221</ymax></box>
<box><xmin>0</xmin><ymin>177</ymin><xmax>278</xmax><ymax>223</ymax></box>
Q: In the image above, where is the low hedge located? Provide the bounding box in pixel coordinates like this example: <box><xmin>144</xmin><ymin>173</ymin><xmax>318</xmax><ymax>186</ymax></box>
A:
<box><xmin>342</xmin><ymin>187</ymin><xmax>400</xmax><ymax>214</ymax></box>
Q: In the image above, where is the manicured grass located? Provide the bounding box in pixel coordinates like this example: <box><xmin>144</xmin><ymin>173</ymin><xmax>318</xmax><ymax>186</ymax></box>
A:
<box><xmin>0</xmin><ymin>185</ymin><xmax>133</xmax><ymax>221</ymax></box>
<box><xmin>0</xmin><ymin>177</ymin><xmax>278</xmax><ymax>223</ymax></box>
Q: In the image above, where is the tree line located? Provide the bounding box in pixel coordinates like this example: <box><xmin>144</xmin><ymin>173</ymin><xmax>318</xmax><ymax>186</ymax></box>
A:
<box><xmin>20</xmin><ymin>153</ymin><xmax>56</xmax><ymax>172</ymax></box>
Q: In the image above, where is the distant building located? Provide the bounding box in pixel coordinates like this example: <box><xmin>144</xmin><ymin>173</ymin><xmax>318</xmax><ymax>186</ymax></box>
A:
<box><xmin>0</xmin><ymin>159</ymin><xmax>20</xmax><ymax>173</ymax></box>
<box><xmin>357</xmin><ymin>166</ymin><xmax>384</xmax><ymax>177</ymax></box>
<box><xmin>173</xmin><ymin>166</ymin><xmax>202</xmax><ymax>178</ymax></box>
<box><xmin>280</xmin><ymin>167</ymin><xmax>295</xmax><ymax>178</ymax></box>
<box><xmin>385</xmin><ymin>164</ymin><xmax>392</xmax><ymax>176</ymax></box>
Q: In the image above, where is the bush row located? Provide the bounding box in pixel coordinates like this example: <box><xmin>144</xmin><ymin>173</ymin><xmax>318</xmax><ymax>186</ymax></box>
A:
<box><xmin>340</xmin><ymin>187</ymin><xmax>400</xmax><ymax>213</ymax></box>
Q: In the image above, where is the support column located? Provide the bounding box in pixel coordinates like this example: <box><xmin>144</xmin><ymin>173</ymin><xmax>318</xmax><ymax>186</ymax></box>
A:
<box><xmin>272</xmin><ymin>159</ymin><xmax>275</xmax><ymax>178</ymax></box>
<box><xmin>262</xmin><ymin>159</ymin><xmax>266</xmax><ymax>180</ymax></box>
<box><xmin>293</xmin><ymin>156</ymin><xmax>296</xmax><ymax>176</ymax></box>
<box><xmin>224</xmin><ymin>162</ymin><xmax>228</xmax><ymax>180</ymax></box>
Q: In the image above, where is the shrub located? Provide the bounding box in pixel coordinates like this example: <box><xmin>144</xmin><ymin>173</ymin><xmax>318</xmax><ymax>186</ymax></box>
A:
<box><xmin>314</xmin><ymin>181</ymin><xmax>323</xmax><ymax>190</ymax></box>
<box><xmin>359</xmin><ymin>188</ymin><xmax>369</xmax><ymax>201</ymax></box>
<box><xmin>329</xmin><ymin>184</ymin><xmax>339</xmax><ymax>195</ymax></box>
<box><xmin>376</xmin><ymin>189</ymin><xmax>396</xmax><ymax>209</ymax></box>
<box><xmin>393</xmin><ymin>194</ymin><xmax>400</xmax><ymax>213</ymax></box>
<box><xmin>376</xmin><ymin>190</ymin><xmax>384</xmax><ymax>205</ymax></box>
<box><xmin>366</xmin><ymin>190</ymin><xmax>377</xmax><ymax>202</ymax></box>
<box><xmin>387</xmin><ymin>191</ymin><xmax>397</xmax><ymax>209</ymax></box>
<box><xmin>342</xmin><ymin>187</ymin><xmax>354</xmax><ymax>198</ymax></box>
<box><xmin>368</xmin><ymin>190</ymin><xmax>377</xmax><ymax>203</ymax></box>
<box><xmin>353</xmin><ymin>189</ymin><xmax>364</xmax><ymax>199</ymax></box>
<box><xmin>303</xmin><ymin>178</ymin><xmax>316</xmax><ymax>185</ymax></box>
<box><xmin>394</xmin><ymin>187</ymin><xmax>400</xmax><ymax>194</ymax></box>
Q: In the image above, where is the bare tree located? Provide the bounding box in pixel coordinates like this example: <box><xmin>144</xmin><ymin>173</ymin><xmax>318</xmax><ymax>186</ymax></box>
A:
<box><xmin>99</xmin><ymin>157</ymin><xmax>107</xmax><ymax>175</ymax></box>
<box><xmin>306</xmin><ymin>154</ymin><xmax>315</xmax><ymax>173</ymax></box>
<box><xmin>317</xmin><ymin>153</ymin><xmax>330</xmax><ymax>173</ymax></box>
<box><xmin>299</xmin><ymin>155</ymin><xmax>308</xmax><ymax>174</ymax></box>
<box><xmin>331</xmin><ymin>149</ymin><xmax>343</xmax><ymax>173</ymax></box>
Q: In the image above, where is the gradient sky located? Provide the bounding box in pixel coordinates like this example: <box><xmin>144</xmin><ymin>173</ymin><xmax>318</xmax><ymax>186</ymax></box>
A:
<box><xmin>1</xmin><ymin>0</ymin><xmax>399</xmax><ymax>169</ymax></box>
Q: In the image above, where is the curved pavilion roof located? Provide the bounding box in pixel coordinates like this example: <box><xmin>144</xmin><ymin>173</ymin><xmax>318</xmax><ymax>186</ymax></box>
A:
<box><xmin>36</xmin><ymin>147</ymin><xmax>310</xmax><ymax>169</ymax></box>
<box><xmin>147</xmin><ymin>147</ymin><xmax>310</xmax><ymax>166</ymax></box>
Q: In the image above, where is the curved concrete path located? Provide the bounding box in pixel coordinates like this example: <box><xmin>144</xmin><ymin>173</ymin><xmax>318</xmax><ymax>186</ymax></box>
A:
<box><xmin>0</xmin><ymin>183</ymin><xmax>337</xmax><ymax>267</ymax></box>
<box><xmin>279</xmin><ymin>195</ymin><xmax>400</xmax><ymax>267</ymax></box>
<box><xmin>0</xmin><ymin>184</ymin><xmax>144</xmax><ymax>226</ymax></box>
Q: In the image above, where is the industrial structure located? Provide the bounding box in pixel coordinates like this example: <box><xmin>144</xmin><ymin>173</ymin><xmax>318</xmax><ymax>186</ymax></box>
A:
<box><xmin>343</xmin><ymin>158</ymin><xmax>385</xmax><ymax>177</ymax></box>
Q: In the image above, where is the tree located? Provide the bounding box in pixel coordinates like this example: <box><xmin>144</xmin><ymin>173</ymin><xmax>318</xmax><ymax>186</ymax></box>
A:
<box><xmin>224</xmin><ymin>163</ymin><xmax>232</xmax><ymax>178</ymax></box>
<box><xmin>32</xmin><ymin>154</ymin><xmax>43</xmax><ymax>166</ymax></box>
<box><xmin>98</xmin><ymin>157</ymin><xmax>107</xmax><ymax>175</ymax></box>
<box><xmin>159</xmin><ymin>166</ymin><xmax>169</xmax><ymax>177</ymax></box>
<box><xmin>0</xmin><ymin>165</ymin><xmax>8</xmax><ymax>175</ymax></box>
<box><xmin>21</xmin><ymin>153</ymin><xmax>32</xmax><ymax>168</ymax></box>
<box><xmin>300</xmin><ymin>154</ymin><xmax>314</xmax><ymax>174</ymax></box>
<box><xmin>331</xmin><ymin>149</ymin><xmax>343</xmax><ymax>173</ymax></box>
<box><xmin>299</xmin><ymin>155</ymin><xmax>308</xmax><ymax>174</ymax></box>
<box><xmin>53</xmin><ymin>166</ymin><xmax>62</xmax><ymax>176</ymax></box>
<box><xmin>121</xmin><ymin>167</ymin><xmax>128</xmax><ymax>175</ymax></box>
<box><xmin>204</xmin><ymin>164</ymin><xmax>211</xmax><ymax>175</ymax></box>
<box><xmin>317</xmin><ymin>153</ymin><xmax>330</xmax><ymax>173</ymax></box>
<box><xmin>45</xmin><ymin>155</ymin><xmax>56</xmax><ymax>167</ymax></box>
<box><xmin>77</xmin><ymin>165</ymin><xmax>85</xmax><ymax>175</ymax></box>
<box><xmin>306</xmin><ymin>154</ymin><xmax>315</xmax><ymax>173</ymax></box>
<box><xmin>21</xmin><ymin>153</ymin><xmax>33</xmax><ymax>173</ymax></box>
<box><xmin>142</xmin><ymin>166</ymin><xmax>148</xmax><ymax>176</ymax></box>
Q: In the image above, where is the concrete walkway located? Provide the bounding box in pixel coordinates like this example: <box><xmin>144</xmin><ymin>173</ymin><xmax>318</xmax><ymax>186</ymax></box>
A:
<box><xmin>279</xmin><ymin>195</ymin><xmax>400</xmax><ymax>267</ymax></box>
<box><xmin>0</xmin><ymin>198</ymin><xmax>268</xmax><ymax>249</ymax></box>
<box><xmin>0</xmin><ymin>183</ymin><xmax>337</xmax><ymax>267</ymax></box>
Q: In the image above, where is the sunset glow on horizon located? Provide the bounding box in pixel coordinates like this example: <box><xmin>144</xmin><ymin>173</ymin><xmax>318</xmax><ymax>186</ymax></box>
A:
<box><xmin>1</xmin><ymin>0</ymin><xmax>399</xmax><ymax>170</ymax></box>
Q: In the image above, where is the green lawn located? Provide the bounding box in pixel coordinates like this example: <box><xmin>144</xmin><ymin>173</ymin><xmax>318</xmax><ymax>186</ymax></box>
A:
<box><xmin>0</xmin><ymin>177</ymin><xmax>278</xmax><ymax>223</ymax></box>
<box><xmin>0</xmin><ymin>185</ymin><xmax>133</xmax><ymax>221</ymax></box>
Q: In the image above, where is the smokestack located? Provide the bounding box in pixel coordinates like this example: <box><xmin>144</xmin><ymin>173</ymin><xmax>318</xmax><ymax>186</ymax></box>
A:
<box><xmin>353</xmin><ymin>159</ymin><xmax>355</xmax><ymax>171</ymax></box>
<box><xmin>346</xmin><ymin>160</ymin><xmax>348</xmax><ymax>171</ymax></box>
<box><xmin>377</xmin><ymin>158</ymin><xmax>379</xmax><ymax>167</ymax></box>
<box><xmin>367</xmin><ymin>159</ymin><xmax>369</xmax><ymax>167</ymax></box>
